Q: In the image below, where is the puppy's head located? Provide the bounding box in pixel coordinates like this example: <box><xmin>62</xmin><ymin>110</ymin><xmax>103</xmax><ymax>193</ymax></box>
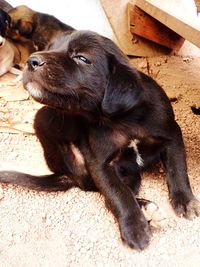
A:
<box><xmin>7</xmin><ymin>5</ymin><xmax>34</xmax><ymax>41</ymax></box>
<box><xmin>23</xmin><ymin>31</ymin><xmax>142</xmax><ymax>117</ymax></box>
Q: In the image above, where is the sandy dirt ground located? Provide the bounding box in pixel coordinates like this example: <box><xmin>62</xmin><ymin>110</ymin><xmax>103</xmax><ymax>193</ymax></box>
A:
<box><xmin>0</xmin><ymin>55</ymin><xmax>200</xmax><ymax>267</ymax></box>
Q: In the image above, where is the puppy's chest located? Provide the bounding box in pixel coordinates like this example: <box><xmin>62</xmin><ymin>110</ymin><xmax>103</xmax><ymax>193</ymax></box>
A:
<box><xmin>128</xmin><ymin>139</ymin><xmax>144</xmax><ymax>167</ymax></box>
<box><xmin>110</xmin><ymin>128</ymin><xmax>164</xmax><ymax>168</ymax></box>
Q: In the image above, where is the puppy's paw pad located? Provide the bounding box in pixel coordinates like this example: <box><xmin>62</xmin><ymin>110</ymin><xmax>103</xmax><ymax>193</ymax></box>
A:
<box><xmin>142</xmin><ymin>202</ymin><xmax>167</xmax><ymax>228</ymax></box>
<box><xmin>186</xmin><ymin>199</ymin><xmax>200</xmax><ymax>219</ymax></box>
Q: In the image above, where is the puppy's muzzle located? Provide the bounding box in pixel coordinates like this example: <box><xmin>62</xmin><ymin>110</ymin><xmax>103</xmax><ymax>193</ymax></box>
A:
<box><xmin>27</xmin><ymin>55</ymin><xmax>45</xmax><ymax>71</ymax></box>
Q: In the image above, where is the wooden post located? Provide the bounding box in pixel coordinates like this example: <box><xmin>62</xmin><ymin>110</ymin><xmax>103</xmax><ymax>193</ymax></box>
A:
<box><xmin>129</xmin><ymin>4</ymin><xmax>184</xmax><ymax>50</ymax></box>
<box><xmin>134</xmin><ymin>0</ymin><xmax>200</xmax><ymax>48</ymax></box>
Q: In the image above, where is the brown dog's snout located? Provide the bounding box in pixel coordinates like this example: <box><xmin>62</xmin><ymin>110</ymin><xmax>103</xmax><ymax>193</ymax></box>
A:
<box><xmin>27</xmin><ymin>55</ymin><xmax>46</xmax><ymax>71</ymax></box>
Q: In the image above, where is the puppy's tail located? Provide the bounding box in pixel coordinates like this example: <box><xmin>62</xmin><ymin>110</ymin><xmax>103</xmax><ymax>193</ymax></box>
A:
<box><xmin>0</xmin><ymin>171</ymin><xmax>77</xmax><ymax>192</ymax></box>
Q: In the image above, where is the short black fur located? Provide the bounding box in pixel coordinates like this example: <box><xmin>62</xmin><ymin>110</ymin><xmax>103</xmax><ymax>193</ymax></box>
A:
<box><xmin>0</xmin><ymin>30</ymin><xmax>199</xmax><ymax>250</ymax></box>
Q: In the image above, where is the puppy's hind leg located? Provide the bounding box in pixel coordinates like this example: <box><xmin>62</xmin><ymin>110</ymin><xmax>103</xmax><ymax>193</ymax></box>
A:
<box><xmin>0</xmin><ymin>108</ymin><xmax>96</xmax><ymax>192</ymax></box>
<box><xmin>34</xmin><ymin>107</ymin><xmax>97</xmax><ymax>192</ymax></box>
<box><xmin>137</xmin><ymin>198</ymin><xmax>168</xmax><ymax>228</ymax></box>
<box><xmin>114</xmin><ymin>148</ymin><xmax>167</xmax><ymax>229</ymax></box>
<box><xmin>113</xmin><ymin>148</ymin><xmax>142</xmax><ymax>195</ymax></box>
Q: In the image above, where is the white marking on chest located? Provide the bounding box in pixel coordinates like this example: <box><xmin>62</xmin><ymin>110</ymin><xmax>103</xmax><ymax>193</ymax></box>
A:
<box><xmin>128</xmin><ymin>139</ymin><xmax>144</xmax><ymax>167</ymax></box>
<box><xmin>70</xmin><ymin>144</ymin><xmax>85</xmax><ymax>166</ymax></box>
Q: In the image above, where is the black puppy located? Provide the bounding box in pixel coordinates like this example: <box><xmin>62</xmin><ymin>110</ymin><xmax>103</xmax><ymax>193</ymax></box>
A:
<box><xmin>0</xmin><ymin>0</ymin><xmax>12</xmax><ymax>36</ymax></box>
<box><xmin>7</xmin><ymin>5</ymin><xmax>75</xmax><ymax>51</ymax></box>
<box><xmin>0</xmin><ymin>31</ymin><xmax>199</xmax><ymax>250</ymax></box>
<box><xmin>0</xmin><ymin>8</ymin><xmax>10</xmax><ymax>37</ymax></box>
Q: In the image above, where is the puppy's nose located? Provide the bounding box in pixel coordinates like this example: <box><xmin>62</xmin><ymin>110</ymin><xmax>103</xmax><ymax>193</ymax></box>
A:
<box><xmin>27</xmin><ymin>56</ymin><xmax>45</xmax><ymax>71</ymax></box>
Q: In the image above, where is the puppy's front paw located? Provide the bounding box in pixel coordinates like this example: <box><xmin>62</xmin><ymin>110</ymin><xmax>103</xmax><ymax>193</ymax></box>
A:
<box><xmin>171</xmin><ymin>192</ymin><xmax>200</xmax><ymax>219</ymax></box>
<box><xmin>185</xmin><ymin>199</ymin><xmax>200</xmax><ymax>219</ymax></box>
<box><xmin>119</xmin><ymin>215</ymin><xmax>150</xmax><ymax>250</ymax></box>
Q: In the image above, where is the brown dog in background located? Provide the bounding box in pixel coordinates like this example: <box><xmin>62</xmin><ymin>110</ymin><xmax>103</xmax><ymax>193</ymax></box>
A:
<box><xmin>7</xmin><ymin>5</ymin><xmax>75</xmax><ymax>52</ymax></box>
<box><xmin>0</xmin><ymin>1</ymin><xmax>20</xmax><ymax>76</ymax></box>
<box><xmin>0</xmin><ymin>1</ymin><xmax>33</xmax><ymax>75</ymax></box>
<box><xmin>0</xmin><ymin>3</ymin><xmax>75</xmax><ymax>76</ymax></box>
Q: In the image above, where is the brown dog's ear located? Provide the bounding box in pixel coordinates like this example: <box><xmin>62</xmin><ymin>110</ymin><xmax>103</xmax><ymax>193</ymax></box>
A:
<box><xmin>18</xmin><ymin>19</ymin><xmax>33</xmax><ymax>38</ymax></box>
<box><xmin>101</xmin><ymin>54</ymin><xmax>143</xmax><ymax>116</ymax></box>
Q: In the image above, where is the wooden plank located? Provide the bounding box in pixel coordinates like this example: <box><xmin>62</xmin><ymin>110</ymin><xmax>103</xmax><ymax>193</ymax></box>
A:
<box><xmin>100</xmin><ymin>0</ymin><xmax>170</xmax><ymax>57</ymax></box>
<box><xmin>134</xmin><ymin>0</ymin><xmax>200</xmax><ymax>48</ymax></box>
<box><xmin>129</xmin><ymin>5</ymin><xmax>184</xmax><ymax>50</ymax></box>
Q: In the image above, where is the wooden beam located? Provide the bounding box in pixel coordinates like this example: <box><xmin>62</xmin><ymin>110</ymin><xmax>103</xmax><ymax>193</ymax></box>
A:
<box><xmin>129</xmin><ymin>5</ymin><xmax>184</xmax><ymax>50</ymax></box>
<box><xmin>100</xmin><ymin>0</ymin><xmax>171</xmax><ymax>56</ymax></box>
<box><xmin>134</xmin><ymin>0</ymin><xmax>200</xmax><ymax>48</ymax></box>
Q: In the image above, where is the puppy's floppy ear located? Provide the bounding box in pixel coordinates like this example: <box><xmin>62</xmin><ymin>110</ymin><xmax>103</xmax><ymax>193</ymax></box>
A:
<box><xmin>101</xmin><ymin>45</ymin><xmax>143</xmax><ymax>116</ymax></box>
<box><xmin>18</xmin><ymin>19</ymin><xmax>33</xmax><ymax>38</ymax></box>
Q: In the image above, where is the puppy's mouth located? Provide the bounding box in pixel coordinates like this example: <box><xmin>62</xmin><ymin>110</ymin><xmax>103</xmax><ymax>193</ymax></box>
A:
<box><xmin>24</xmin><ymin>80</ymin><xmax>75</xmax><ymax>111</ymax></box>
<box><xmin>23</xmin><ymin>64</ymin><xmax>55</xmax><ymax>105</ymax></box>
<box><xmin>25</xmin><ymin>81</ymin><xmax>59</xmax><ymax>107</ymax></box>
<box><xmin>26</xmin><ymin>81</ymin><xmax>44</xmax><ymax>100</ymax></box>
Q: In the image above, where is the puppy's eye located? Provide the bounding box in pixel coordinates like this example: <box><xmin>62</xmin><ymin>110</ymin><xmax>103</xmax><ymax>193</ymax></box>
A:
<box><xmin>72</xmin><ymin>55</ymin><xmax>91</xmax><ymax>64</ymax></box>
